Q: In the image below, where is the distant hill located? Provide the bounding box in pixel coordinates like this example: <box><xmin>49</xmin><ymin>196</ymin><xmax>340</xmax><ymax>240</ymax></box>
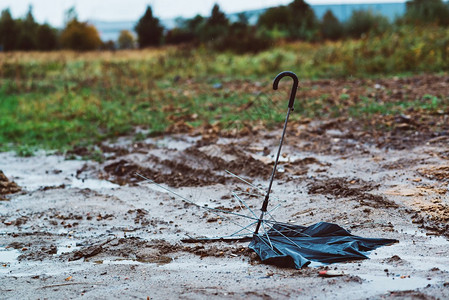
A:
<box><xmin>91</xmin><ymin>2</ymin><xmax>405</xmax><ymax>42</ymax></box>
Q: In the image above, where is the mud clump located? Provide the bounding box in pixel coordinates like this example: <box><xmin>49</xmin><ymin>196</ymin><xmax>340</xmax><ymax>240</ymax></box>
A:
<box><xmin>18</xmin><ymin>245</ymin><xmax>58</xmax><ymax>261</ymax></box>
<box><xmin>418</xmin><ymin>165</ymin><xmax>449</xmax><ymax>182</ymax></box>
<box><xmin>66</xmin><ymin>238</ymin><xmax>182</xmax><ymax>262</ymax></box>
<box><xmin>387</xmin><ymin>290</ymin><xmax>437</xmax><ymax>300</ymax></box>
<box><xmin>103</xmin><ymin>143</ymin><xmax>271</xmax><ymax>187</ymax></box>
<box><xmin>64</xmin><ymin>237</ymin><xmax>252</xmax><ymax>263</ymax></box>
<box><xmin>0</xmin><ymin>170</ymin><xmax>21</xmax><ymax>200</ymax></box>
<box><xmin>412</xmin><ymin>208</ymin><xmax>449</xmax><ymax>238</ymax></box>
<box><xmin>308</xmin><ymin>177</ymin><xmax>398</xmax><ymax>208</ymax></box>
<box><xmin>104</xmin><ymin>159</ymin><xmax>226</xmax><ymax>187</ymax></box>
<box><xmin>186</xmin><ymin>146</ymin><xmax>272</xmax><ymax>179</ymax></box>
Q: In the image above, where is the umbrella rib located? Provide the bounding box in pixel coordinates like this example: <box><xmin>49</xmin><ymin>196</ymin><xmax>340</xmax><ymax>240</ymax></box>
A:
<box><xmin>266</xmin><ymin>210</ymin><xmax>278</xmax><ymax>223</ymax></box>
<box><xmin>232</xmin><ymin>192</ymin><xmax>258</xmax><ymax>219</ymax></box>
<box><xmin>226</xmin><ymin>170</ymin><xmax>282</xmax><ymax>204</ymax></box>
<box><xmin>261</xmin><ymin>219</ymin><xmax>274</xmax><ymax>250</ymax></box>
<box><xmin>225</xmin><ymin>170</ymin><xmax>270</xmax><ymax>196</ymax></box>
<box><xmin>136</xmin><ymin>173</ymin><xmax>257</xmax><ymax>221</ymax></box>
<box><xmin>226</xmin><ymin>220</ymin><xmax>258</xmax><ymax>238</ymax></box>
<box><xmin>263</xmin><ymin>219</ymin><xmax>311</xmax><ymax>237</ymax></box>
<box><xmin>235</xmin><ymin>191</ymin><xmax>284</xmax><ymax>205</ymax></box>
<box><xmin>262</xmin><ymin>223</ymin><xmax>303</xmax><ymax>251</ymax></box>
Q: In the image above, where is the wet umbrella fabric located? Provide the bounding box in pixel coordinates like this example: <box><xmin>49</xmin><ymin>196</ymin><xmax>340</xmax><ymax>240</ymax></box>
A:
<box><xmin>249</xmin><ymin>222</ymin><xmax>398</xmax><ymax>269</ymax></box>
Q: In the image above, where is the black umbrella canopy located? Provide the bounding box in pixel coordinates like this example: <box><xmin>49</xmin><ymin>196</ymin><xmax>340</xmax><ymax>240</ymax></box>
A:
<box><xmin>249</xmin><ymin>221</ymin><xmax>397</xmax><ymax>269</ymax></box>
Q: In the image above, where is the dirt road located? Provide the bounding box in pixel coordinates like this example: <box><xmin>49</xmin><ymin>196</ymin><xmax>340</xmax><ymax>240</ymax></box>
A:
<box><xmin>1</xmin><ymin>120</ymin><xmax>449</xmax><ymax>299</ymax></box>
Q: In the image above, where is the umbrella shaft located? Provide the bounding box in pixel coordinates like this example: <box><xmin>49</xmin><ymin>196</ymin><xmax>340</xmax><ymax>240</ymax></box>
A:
<box><xmin>255</xmin><ymin>107</ymin><xmax>292</xmax><ymax>234</ymax></box>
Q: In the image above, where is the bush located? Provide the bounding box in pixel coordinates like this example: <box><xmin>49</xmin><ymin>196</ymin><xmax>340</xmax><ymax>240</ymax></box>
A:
<box><xmin>165</xmin><ymin>28</ymin><xmax>196</xmax><ymax>45</ymax></box>
<box><xmin>117</xmin><ymin>30</ymin><xmax>135</xmax><ymax>49</ymax></box>
<box><xmin>60</xmin><ymin>19</ymin><xmax>102</xmax><ymax>51</ymax></box>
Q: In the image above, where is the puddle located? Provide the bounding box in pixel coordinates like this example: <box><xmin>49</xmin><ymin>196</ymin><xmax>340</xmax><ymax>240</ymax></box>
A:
<box><xmin>92</xmin><ymin>256</ymin><xmax>172</xmax><ymax>265</ymax></box>
<box><xmin>360</xmin><ymin>274</ymin><xmax>436</xmax><ymax>293</ymax></box>
<box><xmin>0</xmin><ymin>247</ymin><xmax>20</xmax><ymax>274</ymax></box>
<box><xmin>403</xmin><ymin>230</ymin><xmax>449</xmax><ymax>246</ymax></box>
<box><xmin>145</xmin><ymin>136</ymin><xmax>200</xmax><ymax>151</ymax></box>
<box><xmin>57</xmin><ymin>241</ymin><xmax>81</xmax><ymax>255</ymax></box>
<box><xmin>0</xmin><ymin>152</ymin><xmax>118</xmax><ymax>192</ymax></box>
<box><xmin>0</xmin><ymin>246</ymin><xmax>20</xmax><ymax>263</ymax></box>
<box><xmin>70</xmin><ymin>178</ymin><xmax>118</xmax><ymax>190</ymax></box>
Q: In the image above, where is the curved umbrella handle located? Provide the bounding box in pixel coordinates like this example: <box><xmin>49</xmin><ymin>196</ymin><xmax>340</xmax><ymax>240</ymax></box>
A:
<box><xmin>273</xmin><ymin>71</ymin><xmax>299</xmax><ymax>109</ymax></box>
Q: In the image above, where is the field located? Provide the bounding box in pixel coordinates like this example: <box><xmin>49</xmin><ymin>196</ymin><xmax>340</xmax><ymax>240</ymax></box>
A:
<box><xmin>1</xmin><ymin>33</ymin><xmax>449</xmax><ymax>299</ymax></box>
<box><xmin>1</xmin><ymin>25</ymin><xmax>449</xmax><ymax>154</ymax></box>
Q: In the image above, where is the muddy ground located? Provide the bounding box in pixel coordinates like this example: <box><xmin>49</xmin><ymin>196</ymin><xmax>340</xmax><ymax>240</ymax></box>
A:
<box><xmin>1</xmin><ymin>117</ymin><xmax>449</xmax><ymax>299</ymax></box>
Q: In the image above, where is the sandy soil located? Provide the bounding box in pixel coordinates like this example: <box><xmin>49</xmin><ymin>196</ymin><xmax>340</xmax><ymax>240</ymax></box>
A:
<box><xmin>1</xmin><ymin>120</ymin><xmax>449</xmax><ymax>299</ymax></box>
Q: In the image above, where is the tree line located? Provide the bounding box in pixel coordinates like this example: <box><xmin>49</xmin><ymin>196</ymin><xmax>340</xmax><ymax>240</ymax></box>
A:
<box><xmin>1</xmin><ymin>0</ymin><xmax>449</xmax><ymax>52</ymax></box>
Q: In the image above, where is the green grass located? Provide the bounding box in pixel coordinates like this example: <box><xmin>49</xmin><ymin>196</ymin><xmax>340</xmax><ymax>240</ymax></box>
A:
<box><xmin>2</xmin><ymin>26</ymin><xmax>449</xmax><ymax>152</ymax></box>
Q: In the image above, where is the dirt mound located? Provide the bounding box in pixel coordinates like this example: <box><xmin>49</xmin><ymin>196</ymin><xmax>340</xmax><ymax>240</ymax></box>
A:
<box><xmin>0</xmin><ymin>170</ymin><xmax>21</xmax><ymax>200</ymax></box>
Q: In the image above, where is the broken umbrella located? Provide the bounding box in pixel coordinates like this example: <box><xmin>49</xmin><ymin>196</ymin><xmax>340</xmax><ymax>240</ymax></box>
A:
<box><xmin>138</xmin><ymin>71</ymin><xmax>398</xmax><ymax>269</ymax></box>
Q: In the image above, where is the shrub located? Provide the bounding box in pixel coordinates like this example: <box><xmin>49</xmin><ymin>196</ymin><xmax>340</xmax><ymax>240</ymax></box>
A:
<box><xmin>60</xmin><ymin>18</ymin><xmax>102</xmax><ymax>51</ymax></box>
<box><xmin>117</xmin><ymin>30</ymin><xmax>135</xmax><ymax>49</ymax></box>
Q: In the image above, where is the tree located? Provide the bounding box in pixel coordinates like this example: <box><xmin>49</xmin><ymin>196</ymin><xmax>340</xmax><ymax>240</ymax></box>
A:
<box><xmin>207</xmin><ymin>4</ymin><xmax>228</xmax><ymax>27</ymax></box>
<box><xmin>16</xmin><ymin>6</ymin><xmax>38</xmax><ymax>50</ymax></box>
<box><xmin>345</xmin><ymin>10</ymin><xmax>390</xmax><ymax>39</ymax></box>
<box><xmin>0</xmin><ymin>9</ymin><xmax>19</xmax><ymax>51</ymax></box>
<box><xmin>287</xmin><ymin>0</ymin><xmax>318</xmax><ymax>40</ymax></box>
<box><xmin>164</xmin><ymin>16</ymin><xmax>203</xmax><ymax>45</ymax></box>
<box><xmin>257</xmin><ymin>0</ymin><xmax>318</xmax><ymax>40</ymax></box>
<box><xmin>320</xmin><ymin>10</ymin><xmax>343</xmax><ymax>40</ymax></box>
<box><xmin>36</xmin><ymin>24</ymin><xmax>58</xmax><ymax>50</ymax></box>
<box><xmin>258</xmin><ymin>6</ymin><xmax>291</xmax><ymax>31</ymax></box>
<box><xmin>404</xmin><ymin>0</ymin><xmax>449</xmax><ymax>26</ymax></box>
<box><xmin>117</xmin><ymin>30</ymin><xmax>135</xmax><ymax>49</ymax></box>
<box><xmin>135</xmin><ymin>6</ymin><xmax>163</xmax><ymax>48</ymax></box>
<box><xmin>186</xmin><ymin>15</ymin><xmax>205</xmax><ymax>34</ymax></box>
<box><xmin>60</xmin><ymin>17</ymin><xmax>102</xmax><ymax>51</ymax></box>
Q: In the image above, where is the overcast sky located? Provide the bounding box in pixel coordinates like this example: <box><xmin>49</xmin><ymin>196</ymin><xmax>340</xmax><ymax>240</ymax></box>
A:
<box><xmin>2</xmin><ymin>0</ymin><xmax>407</xmax><ymax>27</ymax></box>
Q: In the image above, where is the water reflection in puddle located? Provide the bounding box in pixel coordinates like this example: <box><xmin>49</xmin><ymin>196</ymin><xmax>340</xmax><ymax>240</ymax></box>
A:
<box><xmin>360</xmin><ymin>274</ymin><xmax>436</xmax><ymax>293</ymax></box>
<box><xmin>92</xmin><ymin>256</ymin><xmax>172</xmax><ymax>265</ymax></box>
<box><xmin>0</xmin><ymin>247</ymin><xmax>20</xmax><ymax>263</ymax></box>
<box><xmin>57</xmin><ymin>241</ymin><xmax>81</xmax><ymax>255</ymax></box>
<box><xmin>70</xmin><ymin>178</ymin><xmax>118</xmax><ymax>190</ymax></box>
<box><xmin>0</xmin><ymin>247</ymin><xmax>20</xmax><ymax>274</ymax></box>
